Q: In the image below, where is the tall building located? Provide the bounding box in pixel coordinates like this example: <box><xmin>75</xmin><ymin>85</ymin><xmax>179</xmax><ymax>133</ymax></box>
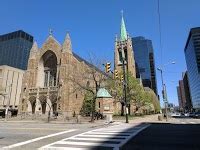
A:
<box><xmin>0</xmin><ymin>30</ymin><xmax>33</xmax><ymax>70</ymax></box>
<box><xmin>177</xmin><ymin>86</ymin><xmax>182</xmax><ymax>108</ymax></box>
<box><xmin>176</xmin><ymin>72</ymin><xmax>192</xmax><ymax>111</ymax></box>
<box><xmin>182</xmin><ymin>72</ymin><xmax>192</xmax><ymax>110</ymax></box>
<box><xmin>0</xmin><ymin>65</ymin><xmax>24</xmax><ymax>115</ymax></box>
<box><xmin>132</xmin><ymin>36</ymin><xmax>158</xmax><ymax>95</ymax></box>
<box><xmin>184</xmin><ymin>27</ymin><xmax>200</xmax><ymax>109</ymax></box>
<box><xmin>178</xmin><ymin>80</ymin><xmax>186</xmax><ymax>110</ymax></box>
<box><xmin>114</xmin><ymin>15</ymin><xmax>136</xmax><ymax>77</ymax></box>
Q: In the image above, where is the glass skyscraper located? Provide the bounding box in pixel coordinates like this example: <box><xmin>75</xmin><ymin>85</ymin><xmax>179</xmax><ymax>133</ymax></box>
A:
<box><xmin>185</xmin><ymin>27</ymin><xmax>200</xmax><ymax>109</ymax></box>
<box><xmin>132</xmin><ymin>36</ymin><xmax>158</xmax><ymax>95</ymax></box>
<box><xmin>0</xmin><ymin>30</ymin><xmax>33</xmax><ymax>70</ymax></box>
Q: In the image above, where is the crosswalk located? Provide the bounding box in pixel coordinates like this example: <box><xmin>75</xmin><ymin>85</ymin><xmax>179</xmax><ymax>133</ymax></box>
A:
<box><xmin>39</xmin><ymin>123</ymin><xmax>150</xmax><ymax>150</ymax></box>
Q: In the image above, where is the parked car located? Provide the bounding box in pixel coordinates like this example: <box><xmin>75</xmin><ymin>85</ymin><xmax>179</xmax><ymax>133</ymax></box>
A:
<box><xmin>194</xmin><ymin>112</ymin><xmax>200</xmax><ymax>118</ymax></box>
<box><xmin>184</xmin><ymin>113</ymin><xmax>190</xmax><ymax>117</ymax></box>
<box><xmin>189</xmin><ymin>112</ymin><xmax>196</xmax><ymax>118</ymax></box>
<box><xmin>171</xmin><ymin>113</ymin><xmax>181</xmax><ymax>117</ymax></box>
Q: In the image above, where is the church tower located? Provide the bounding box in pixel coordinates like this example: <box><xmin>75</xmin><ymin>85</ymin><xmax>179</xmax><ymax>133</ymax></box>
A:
<box><xmin>114</xmin><ymin>13</ymin><xmax>136</xmax><ymax>77</ymax></box>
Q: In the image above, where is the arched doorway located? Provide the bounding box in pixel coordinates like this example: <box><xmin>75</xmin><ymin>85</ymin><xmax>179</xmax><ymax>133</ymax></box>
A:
<box><xmin>37</xmin><ymin>50</ymin><xmax>58</xmax><ymax>87</ymax></box>
<box><xmin>39</xmin><ymin>95</ymin><xmax>47</xmax><ymax>114</ymax></box>
<box><xmin>50</xmin><ymin>94</ymin><xmax>57</xmax><ymax>113</ymax></box>
<box><xmin>29</xmin><ymin>96</ymin><xmax>36</xmax><ymax>114</ymax></box>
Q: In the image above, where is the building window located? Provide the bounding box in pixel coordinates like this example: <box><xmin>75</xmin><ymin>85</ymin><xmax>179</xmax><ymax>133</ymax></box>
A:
<box><xmin>119</xmin><ymin>51</ymin><xmax>123</xmax><ymax>63</ymax></box>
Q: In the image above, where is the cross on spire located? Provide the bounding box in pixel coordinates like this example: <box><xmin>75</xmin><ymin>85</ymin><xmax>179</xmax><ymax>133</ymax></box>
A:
<box><xmin>49</xmin><ymin>28</ymin><xmax>53</xmax><ymax>36</ymax></box>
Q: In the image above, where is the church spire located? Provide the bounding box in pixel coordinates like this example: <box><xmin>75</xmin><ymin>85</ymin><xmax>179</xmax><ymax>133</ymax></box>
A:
<box><xmin>29</xmin><ymin>41</ymin><xmax>38</xmax><ymax>59</ymax></box>
<box><xmin>120</xmin><ymin>10</ymin><xmax>128</xmax><ymax>41</ymax></box>
<box><xmin>62</xmin><ymin>32</ymin><xmax>72</xmax><ymax>53</ymax></box>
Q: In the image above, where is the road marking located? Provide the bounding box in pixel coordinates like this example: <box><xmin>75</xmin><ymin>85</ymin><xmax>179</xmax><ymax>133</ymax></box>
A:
<box><xmin>40</xmin><ymin>123</ymin><xmax>150</xmax><ymax>150</ymax></box>
<box><xmin>0</xmin><ymin>127</ymin><xmax>67</xmax><ymax>131</ymax></box>
<box><xmin>2</xmin><ymin>129</ymin><xmax>76</xmax><ymax>149</ymax></box>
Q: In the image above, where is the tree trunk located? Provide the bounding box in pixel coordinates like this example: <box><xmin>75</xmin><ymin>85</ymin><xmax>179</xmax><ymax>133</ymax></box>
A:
<box><xmin>91</xmin><ymin>97</ymin><xmax>96</xmax><ymax>122</ymax></box>
<box><xmin>121</xmin><ymin>102</ymin><xmax>124</xmax><ymax>116</ymax></box>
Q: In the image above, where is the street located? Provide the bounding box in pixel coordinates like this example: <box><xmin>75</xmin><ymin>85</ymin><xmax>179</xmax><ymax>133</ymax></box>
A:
<box><xmin>122</xmin><ymin>120</ymin><xmax>200</xmax><ymax>150</ymax></box>
<box><xmin>0</xmin><ymin>117</ymin><xmax>200</xmax><ymax>149</ymax></box>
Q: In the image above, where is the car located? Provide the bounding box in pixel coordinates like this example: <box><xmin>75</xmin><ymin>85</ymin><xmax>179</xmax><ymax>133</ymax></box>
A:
<box><xmin>194</xmin><ymin>112</ymin><xmax>200</xmax><ymax>118</ymax></box>
<box><xmin>189</xmin><ymin>112</ymin><xmax>196</xmax><ymax>118</ymax></box>
<box><xmin>171</xmin><ymin>113</ymin><xmax>181</xmax><ymax>117</ymax></box>
<box><xmin>184</xmin><ymin>113</ymin><xmax>190</xmax><ymax>117</ymax></box>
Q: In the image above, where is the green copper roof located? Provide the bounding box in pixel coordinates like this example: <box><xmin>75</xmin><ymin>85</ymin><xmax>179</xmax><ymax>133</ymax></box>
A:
<box><xmin>97</xmin><ymin>88</ymin><xmax>112</xmax><ymax>98</ymax></box>
<box><xmin>120</xmin><ymin>15</ymin><xmax>128</xmax><ymax>41</ymax></box>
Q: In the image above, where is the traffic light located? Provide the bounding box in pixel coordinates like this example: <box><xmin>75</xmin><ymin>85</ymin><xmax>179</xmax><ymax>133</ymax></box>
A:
<box><xmin>105</xmin><ymin>63</ymin><xmax>111</xmax><ymax>73</ymax></box>
<box><xmin>114</xmin><ymin>70</ymin><xmax>118</xmax><ymax>79</ymax></box>
<box><xmin>121</xmin><ymin>75</ymin><xmax>124</xmax><ymax>82</ymax></box>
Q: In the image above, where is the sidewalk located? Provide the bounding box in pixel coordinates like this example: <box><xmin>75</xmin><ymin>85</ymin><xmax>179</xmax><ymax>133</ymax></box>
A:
<box><xmin>0</xmin><ymin>114</ymin><xmax>161</xmax><ymax>125</ymax></box>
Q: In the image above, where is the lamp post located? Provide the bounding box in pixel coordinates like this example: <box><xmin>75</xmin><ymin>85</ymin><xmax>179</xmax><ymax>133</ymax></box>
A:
<box><xmin>157</xmin><ymin>61</ymin><xmax>175</xmax><ymax>121</ymax></box>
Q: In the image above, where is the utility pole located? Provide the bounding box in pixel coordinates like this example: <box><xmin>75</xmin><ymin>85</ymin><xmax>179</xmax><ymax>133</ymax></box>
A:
<box><xmin>120</xmin><ymin>40</ymin><xmax>129</xmax><ymax>123</ymax></box>
<box><xmin>158</xmin><ymin>69</ymin><xmax>168</xmax><ymax>121</ymax></box>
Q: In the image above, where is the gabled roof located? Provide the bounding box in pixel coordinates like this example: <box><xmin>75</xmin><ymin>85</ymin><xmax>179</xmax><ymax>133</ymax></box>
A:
<box><xmin>72</xmin><ymin>52</ymin><xmax>107</xmax><ymax>76</ymax></box>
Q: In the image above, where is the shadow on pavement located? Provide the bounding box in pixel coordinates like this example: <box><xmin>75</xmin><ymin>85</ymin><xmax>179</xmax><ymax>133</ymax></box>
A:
<box><xmin>121</xmin><ymin>123</ymin><xmax>200</xmax><ymax>150</ymax></box>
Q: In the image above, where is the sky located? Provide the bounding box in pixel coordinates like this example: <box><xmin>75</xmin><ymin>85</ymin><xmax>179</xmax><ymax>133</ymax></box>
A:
<box><xmin>0</xmin><ymin>0</ymin><xmax>200</xmax><ymax>107</ymax></box>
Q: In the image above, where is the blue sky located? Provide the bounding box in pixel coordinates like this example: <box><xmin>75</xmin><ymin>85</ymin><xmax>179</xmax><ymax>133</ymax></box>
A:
<box><xmin>1</xmin><ymin>0</ymin><xmax>200</xmax><ymax>106</ymax></box>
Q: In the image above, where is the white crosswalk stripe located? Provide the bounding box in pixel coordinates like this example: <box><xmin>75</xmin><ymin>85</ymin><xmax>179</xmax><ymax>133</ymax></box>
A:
<box><xmin>39</xmin><ymin>123</ymin><xmax>150</xmax><ymax>150</ymax></box>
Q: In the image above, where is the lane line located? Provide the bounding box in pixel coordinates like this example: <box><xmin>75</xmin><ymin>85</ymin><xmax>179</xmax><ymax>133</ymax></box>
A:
<box><xmin>2</xmin><ymin>129</ymin><xmax>76</xmax><ymax>149</ymax></box>
<box><xmin>0</xmin><ymin>127</ymin><xmax>68</xmax><ymax>131</ymax></box>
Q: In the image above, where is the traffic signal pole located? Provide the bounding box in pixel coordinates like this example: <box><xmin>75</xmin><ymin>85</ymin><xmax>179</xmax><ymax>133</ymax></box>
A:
<box><xmin>120</xmin><ymin>41</ymin><xmax>129</xmax><ymax>123</ymax></box>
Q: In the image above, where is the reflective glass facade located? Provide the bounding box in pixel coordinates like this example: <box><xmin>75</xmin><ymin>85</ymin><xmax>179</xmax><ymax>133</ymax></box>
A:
<box><xmin>185</xmin><ymin>27</ymin><xmax>200</xmax><ymax>109</ymax></box>
<box><xmin>0</xmin><ymin>30</ymin><xmax>33</xmax><ymax>70</ymax></box>
<box><xmin>132</xmin><ymin>36</ymin><xmax>157</xmax><ymax>95</ymax></box>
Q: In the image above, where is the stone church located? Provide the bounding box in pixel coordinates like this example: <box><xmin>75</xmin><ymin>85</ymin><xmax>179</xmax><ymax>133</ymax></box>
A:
<box><xmin>18</xmin><ymin>32</ymin><xmax>105</xmax><ymax>117</ymax></box>
<box><xmin>19</xmin><ymin>14</ymin><xmax>138</xmax><ymax>117</ymax></box>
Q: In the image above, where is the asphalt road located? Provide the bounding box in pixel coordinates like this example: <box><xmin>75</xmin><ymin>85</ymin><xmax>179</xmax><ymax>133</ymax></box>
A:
<box><xmin>0</xmin><ymin>121</ymin><xmax>107</xmax><ymax>149</ymax></box>
<box><xmin>122</xmin><ymin>121</ymin><xmax>200</xmax><ymax>150</ymax></box>
<box><xmin>0</xmin><ymin>117</ymin><xmax>200</xmax><ymax>150</ymax></box>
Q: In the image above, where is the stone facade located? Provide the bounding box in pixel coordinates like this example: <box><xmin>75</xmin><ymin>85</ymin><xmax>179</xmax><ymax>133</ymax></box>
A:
<box><xmin>18</xmin><ymin>33</ymin><xmax>104</xmax><ymax>118</ymax></box>
<box><xmin>114</xmin><ymin>36</ymin><xmax>136</xmax><ymax>77</ymax></box>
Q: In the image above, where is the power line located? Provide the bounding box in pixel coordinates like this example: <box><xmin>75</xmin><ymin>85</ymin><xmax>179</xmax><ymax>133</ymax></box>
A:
<box><xmin>157</xmin><ymin>0</ymin><xmax>163</xmax><ymax>67</ymax></box>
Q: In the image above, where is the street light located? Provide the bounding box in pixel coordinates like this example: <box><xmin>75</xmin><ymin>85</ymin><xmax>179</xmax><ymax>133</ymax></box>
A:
<box><xmin>157</xmin><ymin>61</ymin><xmax>175</xmax><ymax>121</ymax></box>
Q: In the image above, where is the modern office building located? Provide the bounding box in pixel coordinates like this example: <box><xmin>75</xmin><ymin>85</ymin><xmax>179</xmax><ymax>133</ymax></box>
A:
<box><xmin>0</xmin><ymin>30</ymin><xmax>33</xmax><ymax>70</ymax></box>
<box><xmin>177</xmin><ymin>86</ymin><xmax>182</xmax><ymax>109</ymax></box>
<box><xmin>182</xmin><ymin>72</ymin><xmax>192</xmax><ymax>110</ymax></box>
<box><xmin>178</xmin><ymin>80</ymin><xmax>186</xmax><ymax>110</ymax></box>
<box><xmin>0</xmin><ymin>65</ymin><xmax>24</xmax><ymax>115</ymax></box>
<box><xmin>184</xmin><ymin>27</ymin><xmax>200</xmax><ymax>109</ymax></box>
<box><xmin>132</xmin><ymin>36</ymin><xmax>158</xmax><ymax>95</ymax></box>
<box><xmin>176</xmin><ymin>72</ymin><xmax>192</xmax><ymax>111</ymax></box>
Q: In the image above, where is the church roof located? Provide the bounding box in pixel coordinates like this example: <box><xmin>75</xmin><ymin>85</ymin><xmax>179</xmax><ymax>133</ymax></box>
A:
<box><xmin>72</xmin><ymin>52</ymin><xmax>107</xmax><ymax>76</ymax></box>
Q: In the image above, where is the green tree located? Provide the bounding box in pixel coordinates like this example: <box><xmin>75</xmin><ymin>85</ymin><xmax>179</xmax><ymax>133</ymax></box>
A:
<box><xmin>106</xmin><ymin>72</ymin><xmax>161</xmax><ymax>115</ymax></box>
<box><xmin>106</xmin><ymin>72</ymin><xmax>149</xmax><ymax>115</ymax></box>
<box><xmin>80</xmin><ymin>92</ymin><xmax>93</xmax><ymax>116</ymax></box>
